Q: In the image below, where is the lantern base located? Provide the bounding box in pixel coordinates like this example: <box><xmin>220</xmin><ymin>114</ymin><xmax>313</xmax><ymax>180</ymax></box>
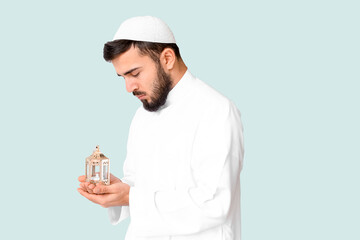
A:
<box><xmin>88</xmin><ymin>179</ymin><xmax>110</xmax><ymax>186</ymax></box>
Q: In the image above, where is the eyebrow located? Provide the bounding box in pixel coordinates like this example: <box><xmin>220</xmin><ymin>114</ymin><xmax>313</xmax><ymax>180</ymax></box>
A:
<box><xmin>117</xmin><ymin>67</ymin><xmax>141</xmax><ymax>77</ymax></box>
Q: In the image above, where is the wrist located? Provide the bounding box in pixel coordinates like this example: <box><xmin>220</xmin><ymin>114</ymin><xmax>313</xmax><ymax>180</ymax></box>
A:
<box><xmin>123</xmin><ymin>184</ymin><xmax>130</xmax><ymax>206</ymax></box>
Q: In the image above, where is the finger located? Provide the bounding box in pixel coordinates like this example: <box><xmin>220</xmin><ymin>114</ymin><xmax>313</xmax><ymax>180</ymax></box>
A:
<box><xmin>110</xmin><ymin>174</ymin><xmax>121</xmax><ymax>182</ymax></box>
<box><xmin>93</xmin><ymin>181</ymin><xmax>126</xmax><ymax>194</ymax></box>
<box><xmin>93</xmin><ymin>183</ymin><xmax>115</xmax><ymax>194</ymax></box>
<box><xmin>93</xmin><ymin>183</ymin><xmax>107</xmax><ymax>194</ymax></box>
<box><xmin>82</xmin><ymin>182</ymin><xmax>95</xmax><ymax>193</ymax></box>
<box><xmin>110</xmin><ymin>174</ymin><xmax>116</xmax><ymax>181</ymax></box>
<box><xmin>78</xmin><ymin>188</ymin><xmax>91</xmax><ymax>199</ymax></box>
<box><xmin>77</xmin><ymin>188</ymin><xmax>102</xmax><ymax>205</ymax></box>
<box><xmin>84</xmin><ymin>182</ymin><xmax>93</xmax><ymax>191</ymax></box>
<box><xmin>78</xmin><ymin>175</ymin><xmax>86</xmax><ymax>182</ymax></box>
<box><xmin>79</xmin><ymin>182</ymin><xmax>87</xmax><ymax>191</ymax></box>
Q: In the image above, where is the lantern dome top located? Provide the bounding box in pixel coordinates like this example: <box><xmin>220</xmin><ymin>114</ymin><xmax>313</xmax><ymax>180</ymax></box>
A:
<box><xmin>86</xmin><ymin>145</ymin><xmax>109</xmax><ymax>161</ymax></box>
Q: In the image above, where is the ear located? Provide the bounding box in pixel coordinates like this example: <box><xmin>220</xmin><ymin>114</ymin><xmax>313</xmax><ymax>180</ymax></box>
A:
<box><xmin>160</xmin><ymin>48</ymin><xmax>176</xmax><ymax>71</ymax></box>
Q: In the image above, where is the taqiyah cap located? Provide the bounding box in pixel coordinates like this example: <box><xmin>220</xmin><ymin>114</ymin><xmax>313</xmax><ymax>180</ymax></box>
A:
<box><xmin>113</xmin><ymin>16</ymin><xmax>176</xmax><ymax>44</ymax></box>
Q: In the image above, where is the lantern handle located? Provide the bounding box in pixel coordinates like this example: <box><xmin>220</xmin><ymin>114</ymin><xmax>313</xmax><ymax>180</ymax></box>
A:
<box><xmin>93</xmin><ymin>145</ymin><xmax>101</xmax><ymax>157</ymax></box>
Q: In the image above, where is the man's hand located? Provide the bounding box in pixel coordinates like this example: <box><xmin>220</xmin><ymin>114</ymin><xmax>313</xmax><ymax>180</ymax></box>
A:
<box><xmin>77</xmin><ymin>174</ymin><xmax>130</xmax><ymax>208</ymax></box>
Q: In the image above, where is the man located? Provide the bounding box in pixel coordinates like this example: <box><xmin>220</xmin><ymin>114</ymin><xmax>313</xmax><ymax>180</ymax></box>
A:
<box><xmin>78</xmin><ymin>16</ymin><xmax>244</xmax><ymax>240</ymax></box>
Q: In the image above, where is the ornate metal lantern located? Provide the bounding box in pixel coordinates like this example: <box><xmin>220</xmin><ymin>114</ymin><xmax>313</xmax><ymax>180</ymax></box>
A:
<box><xmin>85</xmin><ymin>145</ymin><xmax>110</xmax><ymax>185</ymax></box>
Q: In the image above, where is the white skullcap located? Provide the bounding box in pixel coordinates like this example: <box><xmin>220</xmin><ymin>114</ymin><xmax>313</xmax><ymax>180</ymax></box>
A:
<box><xmin>112</xmin><ymin>16</ymin><xmax>176</xmax><ymax>44</ymax></box>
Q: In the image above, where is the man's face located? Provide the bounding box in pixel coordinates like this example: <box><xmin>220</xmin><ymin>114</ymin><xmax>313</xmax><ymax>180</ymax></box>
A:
<box><xmin>112</xmin><ymin>46</ymin><xmax>172</xmax><ymax>112</ymax></box>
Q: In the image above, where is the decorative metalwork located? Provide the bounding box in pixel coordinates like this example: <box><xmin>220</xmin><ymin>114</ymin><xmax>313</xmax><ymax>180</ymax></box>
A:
<box><xmin>85</xmin><ymin>145</ymin><xmax>110</xmax><ymax>185</ymax></box>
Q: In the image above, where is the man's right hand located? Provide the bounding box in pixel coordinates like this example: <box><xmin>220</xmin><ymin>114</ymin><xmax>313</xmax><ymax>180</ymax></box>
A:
<box><xmin>77</xmin><ymin>174</ymin><xmax>130</xmax><ymax>208</ymax></box>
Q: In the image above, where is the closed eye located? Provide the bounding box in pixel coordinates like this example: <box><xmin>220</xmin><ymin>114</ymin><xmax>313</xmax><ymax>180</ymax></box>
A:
<box><xmin>117</xmin><ymin>67</ymin><xmax>142</xmax><ymax>79</ymax></box>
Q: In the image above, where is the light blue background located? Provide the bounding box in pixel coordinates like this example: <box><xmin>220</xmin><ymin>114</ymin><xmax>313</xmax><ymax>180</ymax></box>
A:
<box><xmin>0</xmin><ymin>0</ymin><xmax>359</xmax><ymax>239</ymax></box>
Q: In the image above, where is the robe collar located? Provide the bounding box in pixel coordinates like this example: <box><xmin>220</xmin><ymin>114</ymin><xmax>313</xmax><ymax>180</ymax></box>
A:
<box><xmin>162</xmin><ymin>70</ymin><xmax>195</xmax><ymax>109</ymax></box>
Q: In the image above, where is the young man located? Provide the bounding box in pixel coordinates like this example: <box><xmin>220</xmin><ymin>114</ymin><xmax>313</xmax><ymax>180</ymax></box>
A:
<box><xmin>78</xmin><ymin>16</ymin><xmax>244</xmax><ymax>240</ymax></box>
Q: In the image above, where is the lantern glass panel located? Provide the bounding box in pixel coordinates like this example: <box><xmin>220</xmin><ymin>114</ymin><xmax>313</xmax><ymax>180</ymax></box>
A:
<box><xmin>86</xmin><ymin>162</ymin><xmax>90</xmax><ymax>179</ymax></box>
<box><xmin>102</xmin><ymin>164</ymin><xmax>108</xmax><ymax>182</ymax></box>
<box><xmin>91</xmin><ymin>164</ymin><xmax>100</xmax><ymax>181</ymax></box>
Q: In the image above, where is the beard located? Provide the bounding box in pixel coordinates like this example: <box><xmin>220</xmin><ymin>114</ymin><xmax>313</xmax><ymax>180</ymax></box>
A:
<box><xmin>133</xmin><ymin>64</ymin><xmax>172</xmax><ymax>112</ymax></box>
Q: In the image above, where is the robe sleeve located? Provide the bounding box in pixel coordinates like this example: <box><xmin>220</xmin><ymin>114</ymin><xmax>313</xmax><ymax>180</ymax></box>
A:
<box><xmin>107</xmin><ymin>157</ymin><xmax>135</xmax><ymax>225</ymax></box>
<box><xmin>107</xmin><ymin>111</ymin><xmax>138</xmax><ymax>225</ymax></box>
<box><xmin>129</xmin><ymin>102</ymin><xmax>244</xmax><ymax>236</ymax></box>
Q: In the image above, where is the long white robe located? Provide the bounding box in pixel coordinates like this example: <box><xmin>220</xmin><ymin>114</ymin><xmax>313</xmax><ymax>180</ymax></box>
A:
<box><xmin>108</xmin><ymin>70</ymin><xmax>244</xmax><ymax>240</ymax></box>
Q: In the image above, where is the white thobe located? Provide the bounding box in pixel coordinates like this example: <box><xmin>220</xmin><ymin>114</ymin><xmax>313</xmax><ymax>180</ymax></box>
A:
<box><xmin>108</xmin><ymin>70</ymin><xmax>244</xmax><ymax>240</ymax></box>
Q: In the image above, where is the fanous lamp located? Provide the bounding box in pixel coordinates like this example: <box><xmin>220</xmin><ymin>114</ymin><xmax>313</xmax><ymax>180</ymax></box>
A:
<box><xmin>85</xmin><ymin>145</ymin><xmax>110</xmax><ymax>185</ymax></box>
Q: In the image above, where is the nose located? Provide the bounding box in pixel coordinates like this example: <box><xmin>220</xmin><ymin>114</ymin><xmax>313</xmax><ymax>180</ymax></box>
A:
<box><xmin>124</xmin><ymin>78</ymin><xmax>138</xmax><ymax>93</ymax></box>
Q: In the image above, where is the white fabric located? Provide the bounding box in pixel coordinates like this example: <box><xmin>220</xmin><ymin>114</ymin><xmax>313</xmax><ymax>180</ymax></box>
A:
<box><xmin>113</xmin><ymin>16</ymin><xmax>176</xmax><ymax>44</ymax></box>
<box><xmin>108</xmin><ymin>71</ymin><xmax>244</xmax><ymax>240</ymax></box>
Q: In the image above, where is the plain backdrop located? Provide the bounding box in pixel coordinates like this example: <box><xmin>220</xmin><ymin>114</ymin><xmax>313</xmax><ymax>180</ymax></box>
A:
<box><xmin>0</xmin><ymin>0</ymin><xmax>359</xmax><ymax>239</ymax></box>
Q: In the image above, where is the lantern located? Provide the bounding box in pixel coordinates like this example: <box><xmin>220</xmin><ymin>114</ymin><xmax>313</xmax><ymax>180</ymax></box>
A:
<box><xmin>85</xmin><ymin>145</ymin><xmax>110</xmax><ymax>185</ymax></box>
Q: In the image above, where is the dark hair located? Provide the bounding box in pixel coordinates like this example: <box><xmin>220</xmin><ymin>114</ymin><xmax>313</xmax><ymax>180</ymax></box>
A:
<box><xmin>103</xmin><ymin>40</ymin><xmax>181</xmax><ymax>63</ymax></box>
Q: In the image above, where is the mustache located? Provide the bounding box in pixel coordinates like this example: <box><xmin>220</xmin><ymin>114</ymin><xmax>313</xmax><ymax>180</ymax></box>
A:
<box><xmin>133</xmin><ymin>91</ymin><xmax>146</xmax><ymax>96</ymax></box>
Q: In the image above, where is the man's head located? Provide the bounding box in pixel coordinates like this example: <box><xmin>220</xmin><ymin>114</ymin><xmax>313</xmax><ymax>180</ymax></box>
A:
<box><xmin>103</xmin><ymin>16</ymin><xmax>186</xmax><ymax>112</ymax></box>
